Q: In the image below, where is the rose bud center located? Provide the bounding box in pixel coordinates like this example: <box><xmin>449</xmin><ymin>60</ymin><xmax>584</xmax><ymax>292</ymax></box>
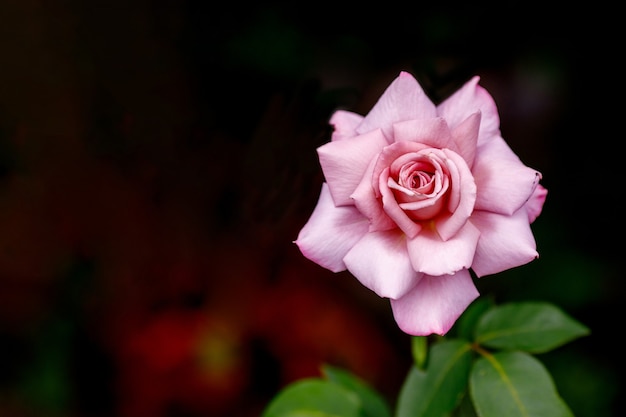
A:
<box><xmin>388</xmin><ymin>152</ymin><xmax>449</xmax><ymax>221</ymax></box>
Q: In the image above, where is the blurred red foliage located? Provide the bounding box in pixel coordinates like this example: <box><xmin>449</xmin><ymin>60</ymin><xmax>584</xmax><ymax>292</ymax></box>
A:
<box><xmin>0</xmin><ymin>3</ymin><xmax>411</xmax><ymax>416</ymax></box>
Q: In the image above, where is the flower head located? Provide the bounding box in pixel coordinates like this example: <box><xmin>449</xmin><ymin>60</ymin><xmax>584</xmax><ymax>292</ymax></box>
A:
<box><xmin>295</xmin><ymin>72</ymin><xmax>547</xmax><ymax>336</ymax></box>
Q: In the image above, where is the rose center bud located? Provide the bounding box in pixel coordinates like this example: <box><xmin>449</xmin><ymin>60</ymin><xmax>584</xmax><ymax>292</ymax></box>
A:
<box><xmin>388</xmin><ymin>153</ymin><xmax>449</xmax><ymax>221</ymax></box>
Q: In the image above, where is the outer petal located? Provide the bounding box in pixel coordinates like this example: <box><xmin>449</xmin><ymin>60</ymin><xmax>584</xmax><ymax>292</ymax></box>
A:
<box><xmin>473</xmin><ymin>136</ymin><xmax>542</xmax><ymax>215</ymax></box>
<box><xmin>470</xmin><ymin>209</ymin><xmax>539</xmax><ymax>278</ymax></box>
<box><xmin>407</xmin><ymin>221</ymin><xmax>480</xmax><ymax>276</ymax></box>
<box><xmin>450</xmin><ymin>111</ymin><xmax>480</xmax><ymax>168</ymax></box>
<box><xmin>295</xmin><ymin>184</ymin><xmax>369</xmax><ymax>272</ymax></box>
<box><xmin>344</xmin><ymin>229</ymin><xmax>422</xmax><ymax>299</ymax></box>
<box><xmin>356</xmin><ymin>71</ymin><xmax>437</xmax><ymax>141</ymax></box>
<box><xmin>329</xmin><ymin>110</ymin><xmax>364</xmax><ymax>141</ymax></box>
<box><xmin>392</xmin><ymin>117</ymin><xmax>453</xmax><ymax>148</ymax></box>
<box><xmin>526</xmin><ymin>184</ymin><xmax>547</xmax><ymax>223</ymax></box>
<box><xmin>390</xmin><ymin>269</ymin><xmax>479</xmax><ymax>336</ymax></box>
<box><xmin>437</xmin><ymin>76</ymin><xmax>500</xmax><ymax>147</ymax></box>
<box><xmin>318</xmin><ymin>129</ymin><xmax>388</xmax><ymax>206</ymax></box>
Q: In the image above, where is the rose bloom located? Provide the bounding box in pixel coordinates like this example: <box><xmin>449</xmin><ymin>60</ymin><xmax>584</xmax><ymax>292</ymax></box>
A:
<box><xmin>295</xmin><ymin>72</ymin><xmax>547</xmax><ymax>336</ymax></box>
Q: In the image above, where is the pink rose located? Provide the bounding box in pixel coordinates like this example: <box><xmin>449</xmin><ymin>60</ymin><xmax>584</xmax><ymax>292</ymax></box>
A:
<box><xmin>295</xmin><ymin>72</ymin><xmax>547</xmax><ymax>336</ymax></box>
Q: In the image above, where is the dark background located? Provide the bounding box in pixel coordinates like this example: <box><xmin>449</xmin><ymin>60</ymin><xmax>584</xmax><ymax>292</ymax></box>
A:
<box><xmin>0</xmin><ymin>1</ymin><xmax>623</xmax><ymax>416</ymax></box>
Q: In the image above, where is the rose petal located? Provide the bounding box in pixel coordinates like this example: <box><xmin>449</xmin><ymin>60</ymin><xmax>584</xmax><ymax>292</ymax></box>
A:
<box><xmin>318</xmin><ymin>128</ymin><xmax>388</xmax><ymax>206</ymax></box>
<box><xmin>356</xmin><ymin>71</ymin><xmax>437</xmax><ymax>141</ymax></box>
<box><xmin>526</xmin><ymin>184</ymin><xmax>547</xmax><ymax>223</ymax></box>
<box><xmin>295</xmin><ymin>184</ymin><xmax>369</xmax><ymax>272</ymax></box>
<box><xmin>351</xmin><ymin>158</ymin><xmax>397</xmax><ymax>232</ymax></box>
<box><xmin>437</xmin><ymin>76</ymin><xmax>500</xmax><ymax>147</ymax></box>
<box><xmin>390</xmin><ymin>269</ymin><xmax>479</xmax><ymax>336</ymax></box>
<box><xmin>473</xmin><ymin>136</ymin><xmax>542</xmax><ymax>215</ymax></box>
<box><xmin>372</xmin><ymin>141</ymin><xmax>429</xmax><ymax>197</ymax></box>
<box><xmin>470</xmin><ymin>209</ymin><xmax>539</xmax><ymax>277</ymax></box>
<box><xmin>379</xmin><ymin>167</ymin><xmax>422</xmax><ymax>238</ymax></box>
<box><xmin>407</xmin><ymin>221</ymin><xmax>480</xmax><ymax>276</ymax></box>
<box><xmin>434</xmin><ymin>149</ymin><xmax>477</xmax><ymax>241</ymax></box>
<box><xmin>392</xmin><ymin>117</ymin><xmax>452</xmax><ymax>148</ymax></box>
<box><xmin>450</xmin><ymin>111</ymin><xmax>480</xmax><ymax>168</ymax></box>
<box><xmin>344</xmin><ymin>229</ymin><xmax>422</xmax><ymax>299</ymax></box>
<box><xmin>329</xmin><ymin>110</ymin><xmax>364</xmax><ymax>141</ymax></box>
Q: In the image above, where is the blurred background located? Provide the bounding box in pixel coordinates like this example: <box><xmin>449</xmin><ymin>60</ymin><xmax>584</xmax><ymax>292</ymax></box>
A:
<box><xmin>0</xmin><ymin>1</ymin><xmax>623</xmax><ymax>416</ymax></box>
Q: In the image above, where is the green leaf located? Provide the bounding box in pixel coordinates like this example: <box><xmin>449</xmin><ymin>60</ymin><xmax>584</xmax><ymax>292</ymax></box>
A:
<box><xmin>474</xmin><ymin>301</ymin><xmax>590</xmax><ymax>353</ymax></box>
<box><xmin>279</xmin><ymin>412</ymin><xmax>347</xmax><ymax>417</ymax></box>
<box><xmin>411</xmin><ymin>336</ymin><xmax>428</xmax><ymax>369</ymax></box>
<box><xmin>470</xmin><ymin>351</ymin><xmax>574</xmax><ymax>417</ymax></box>
<box><xmin>322</xmin><ymin>364</ymin><xmax>392</xmax><ymax>417</ymax></box>
<box><xmin>395</xmin><ymin>366</ymin><xmax>427</xmax><ymax>416</ymax></box>
<box><xmin>454</xmin><ymin>296</ymin><xmax>495</xmax><ymax>341</ymax></box>
<box><xmin>451</xmin><ymin>392</ymin><xmax>479</xmax><ymax>417</ymax></box>
<box><xmin>261</xmin><ymin>379</ymin><xmax>362</xmax><ymax>417</ymax></box>
<box><xmin>396</xmin><ymin>339</ymin><xmax>473</xmax><ymax>417</ymax></box>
